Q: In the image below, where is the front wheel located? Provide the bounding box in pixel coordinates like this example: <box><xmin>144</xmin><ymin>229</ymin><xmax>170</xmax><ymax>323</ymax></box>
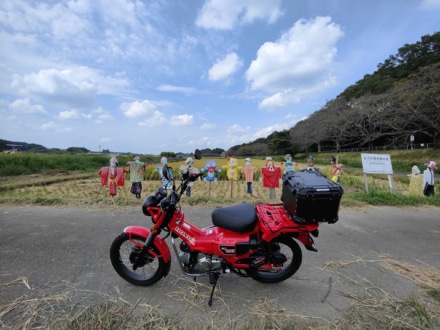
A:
<box><xmin>110</xmin><ymin>233</ymin><xmax>166</xmax><ymax>286</ymax></box>
<box><xmin>250</xmin><ymin>236</ymin><xmax>302</xmax><ymax>283</ymax></box>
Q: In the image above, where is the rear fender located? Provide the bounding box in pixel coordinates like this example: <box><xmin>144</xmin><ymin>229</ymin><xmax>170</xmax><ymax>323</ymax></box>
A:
<box><xmin>285</xmin><ymin>232</ymin><xmax>318</xmax><ymax>252</ymax></box>
<box><xmin>123</xmin><ymin>226</ymin><xmax>172</xmax><ymax>266</ymax></box>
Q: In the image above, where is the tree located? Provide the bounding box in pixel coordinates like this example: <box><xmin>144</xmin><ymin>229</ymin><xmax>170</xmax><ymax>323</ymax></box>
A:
<box><xmin>266</xmin><ymin>130</ymin><xmax>295</xmax><ymax>155</ymax></box>
<box><xmin>66</xmin><ymin>147</ymin><xmax>89</xmax><ymax>153</ymax></box>
<box><xmin>340</xmin><ymin>32</ymin><xmax>440</xmax><ymax>99</ymax></box>
<box><xmin>321</xmin><ymin>98</ymin><xmax>360</xmax><ymax>152</ymax></box>
<box><xmin>160</xmin><ymin>151</ymin><xmax>176</xmax><ymax>157</ymax></box>
<box><xmin>290</xmin><ymin>109</ymin><xmax>337</xmax><ymax>153</ymax></box>
<box><xmin>378</xmin><ymin>32</ymin><xmax>440</xmax><ymax>79</ymax></box>
<box><xmin>395</xmin><ymin>62</ymin><xmax>440</xmax><ymax>148</ymax></box>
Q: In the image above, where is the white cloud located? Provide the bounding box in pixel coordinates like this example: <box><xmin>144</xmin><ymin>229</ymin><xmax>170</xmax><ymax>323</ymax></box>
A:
<box><xmin>196</xmin><ymin>0</ymin><xmax>282</xmax><ymax>30</ymax></box>
<box><xmin>92</xmin><ymin>107</ymin><xmax>113</xmax><ymax>123</ymax></box>
<box><xmin>208</xmin><ymin>53</ymin><xmax>243</xmax><ymax>81</ymax></box>
<box><xmin>120</xmin><ymin>100</ymin><xmax>166</xmax><ymax>126</ymax></box>
<box><xmin>58</xmin><ymin>109</ymin><xmax>79</xmax><ymax>120</ymax></box>
<box><xmin>59</xmin><ymin>109</ymin><xmax>91</xmax><ymax>120</ymax></box>
<box><xmin>157</xmin><ymin>84</ymin><xmax>197</xmax><ymax>95</ymax></box>
<box><xmin>120</xmin><ymin>100</ymin><xmax>157</xmax><ymax>117</ymax></box>
<box><xmin>11</xmin><ymin>67</ymin><xmax>129</xmax><ymax>109</ymax></box>
<box><xmin>224</xmin><ymin>115</ymin><xmax>299</xmax><ymax>146</ymax></box>
<box><xmin>228</xmin><ymin>124</ymin><xmax>247</xmax><ymax>133</ymax></box>
<box><xmin>40</xmin><ymin>121</ymin><xmax>72</xmax><ymax>133</ymax></box>
<box><xmin>0</xmin><ymin>0</ymin><xmax>91</xmax><ymax>37</ymax></box>
<box><xmin>100</xmin><ymin>0</ymin><xmax>141</xmax><ymax>28</ymax></box>
<box><xmin>420</xmin><ymin>0</ymin><xmax>440</xmax><ymax>9</ymax></box>
<box><xmin>9</xmin><ymin>98</ymin><xmax>46</xmax><ymax>114</ymax></box>
<box><xmin>253</xmin><ymin>121</ymin><xmax>292</xmax><ymax>139</ymax></box>
<box><xmin>246</xmin><ymin>16</ymin><xmax>344</xmax><ymax>110</ymax></box>
<box><xmin>225</xmin><ymin>124</ymin><xmax>252</xmax><ymax>145</ymax></box>
<box><xmin>200</xmin><ymin>123</ymin><xmax>216</xmax><ymax>130</ymax></box>
<box><xmin>97</xmin><ymin>114</ymin><xmax>113</xmax><ymax>121</ymax></box>
<box><xmin>170</xmin><ymin>114</ymin><xmax>193</xmax><ymax>126</ymax></box>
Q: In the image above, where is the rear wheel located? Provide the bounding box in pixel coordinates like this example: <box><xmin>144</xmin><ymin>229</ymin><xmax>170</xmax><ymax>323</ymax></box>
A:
<box><xmin>110</xmin><ymin>233</ymin><xmax>165</xmax><ymax>286</ymax></box>
<box><xmin>250</xmin><ymin>236</ymin><xmax>302</xmax><ymax>283</ymax></box>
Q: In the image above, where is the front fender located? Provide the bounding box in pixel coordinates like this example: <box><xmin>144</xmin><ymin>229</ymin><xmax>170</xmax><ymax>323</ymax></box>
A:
<box><xmin>123</xmin><ymin>226</ymin><xmax>172</xmax><ymax>265</ymax></box>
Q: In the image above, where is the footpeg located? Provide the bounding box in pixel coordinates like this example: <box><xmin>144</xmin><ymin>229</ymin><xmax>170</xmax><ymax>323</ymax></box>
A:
<box><xmin>251</xmin><ymin>259</ymin><xmax>265</xmax><ymax>267</ymax></box>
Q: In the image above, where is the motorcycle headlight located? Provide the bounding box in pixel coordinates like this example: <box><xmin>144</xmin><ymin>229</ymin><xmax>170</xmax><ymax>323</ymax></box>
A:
<box><xmin>142</xmin><ymin>194</ymin><xmax>158</xmax><ymax>216</ymax></box>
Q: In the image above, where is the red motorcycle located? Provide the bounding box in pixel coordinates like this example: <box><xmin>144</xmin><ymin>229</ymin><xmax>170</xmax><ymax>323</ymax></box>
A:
<box><xmin>110</xmin><ymin>158</ymin><xmax>342</xmax><ymax>306</ymax></box>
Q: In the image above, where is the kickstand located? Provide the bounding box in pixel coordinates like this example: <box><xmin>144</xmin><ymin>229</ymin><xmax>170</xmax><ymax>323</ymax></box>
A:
<box><xmin>208</xmin><ymin>272</ymin><xmax>219</xmax><ymax>307</ymax></box>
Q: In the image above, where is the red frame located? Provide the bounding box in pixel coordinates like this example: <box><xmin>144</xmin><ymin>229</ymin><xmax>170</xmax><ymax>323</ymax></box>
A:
<box><xmin>126</xmin><ymin>203</ymin><xmax>320</xmax><ymax>270</ymax></box>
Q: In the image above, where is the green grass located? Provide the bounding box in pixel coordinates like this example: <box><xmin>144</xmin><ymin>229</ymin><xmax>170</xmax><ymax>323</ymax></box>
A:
<box><xmin>344</xmin><ymin>190</ymin><xmax>440</xmax><ymax>207</ymax></box>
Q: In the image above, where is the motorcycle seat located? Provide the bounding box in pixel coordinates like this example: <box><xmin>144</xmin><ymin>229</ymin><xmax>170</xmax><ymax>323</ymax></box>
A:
<box><xmin>212</xmin><ymin>203</ymin><xmax>257</xmax><ymax>233</ymax></box>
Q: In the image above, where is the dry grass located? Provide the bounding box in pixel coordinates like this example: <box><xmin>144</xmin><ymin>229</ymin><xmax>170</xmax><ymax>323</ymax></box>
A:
<box><xmin>0</xmin><ymin>171</ymin><xmax>288</xmax><ymax>209</ymax></box>
<box><xmin>379</xmin><ymin>254</ymin><xmax>440</xmax><ymax>291</ymax></box>
<box><xmin>318</xmin><ymin>254</ymin><xmax>440</xmax><ymax>330</ymax></box>
<box><xmin>0</xmin><ymin>279</ymin><xmax>179</xmax><ymax>330</ymax></box>
<box><xmin>0</xmin><ymin>162</ymin><xmax>420</xmax><ymax>210</ymax></box>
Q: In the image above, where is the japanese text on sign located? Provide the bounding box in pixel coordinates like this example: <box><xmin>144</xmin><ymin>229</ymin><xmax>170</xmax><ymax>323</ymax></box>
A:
<box><xmin>361</xmin><ymin>153</ymin><xmax>393</xmax><ymax>174</ymax></box>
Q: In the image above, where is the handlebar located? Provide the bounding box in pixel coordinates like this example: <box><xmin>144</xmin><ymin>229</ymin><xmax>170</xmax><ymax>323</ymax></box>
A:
<box><xmin>155</xmin><ymin>171</ymin><xmax>203</xmax><ymax>210</ymax></box>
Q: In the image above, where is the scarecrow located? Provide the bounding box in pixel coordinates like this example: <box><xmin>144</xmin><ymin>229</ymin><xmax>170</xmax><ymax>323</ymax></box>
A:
<box><xmin>222</xmin><ymin>156</ymin><xmax>242</xmax><ymax>197</ymax></box>
<box><xmin>222</xmin><ymin>156</ymin><xmax>241</xmax><ymax>180</ymax></box>
<box><xmin>423</xmin><ymin>161</ymin><xmax>437</xmax><ymax>196</ymax></box>
<box><xmin>282</xmin><ymin>154</ymin><xmax>295</xmax><ymax>174</ymax></box>
<box><xmin>179</xmin><ymin>157</ymin><xmax>200</xmax><ymax>197</ymax></box>
<box><xmin>241</xmin><ymin>158</ymin><xmax>257</xmax><ymax>196</ymax></box>
<box><xmin>201</xmin><ymin>160</ymin><xmax>221</xmax><ymax>197</ymax></box>
<box><xmin>98</xmin><ymin>156</ymin><xmax>126</xmax><ymax>196</ymax></box>
<box><xmin>408</xmin><ymin>165</ymin><xmax>423</xmax><ymax>197</ymax></box>
<box><xmin>201</xmin><ymin>160</ymin><xmax>221</xmax><ymax>182</ymax></box>
<box><xmin>261</xmin><ymin>157</ymin><xmax>281</xmax><ymax>199</ymax></box>
<box><xmin>331</xmin><ymin>164</ymin><xmax>344</xmax><ymax>184</ymax></box>
<box><xmin>125</xmin><ymin>155</ymin><xmax>146</xmax><ymax>199</ymax></box>
<box><xmin>156</xmin><ymin>157</ymin><xmax>174</xmax><ymax>190</ymax></box>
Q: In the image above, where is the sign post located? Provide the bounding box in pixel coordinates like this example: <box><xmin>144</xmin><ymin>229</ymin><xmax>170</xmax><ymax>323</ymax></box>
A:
<box><xmin>361</xmin><ymin>153</ymin><xmax>395</xmax><ymax>194</ymax></box>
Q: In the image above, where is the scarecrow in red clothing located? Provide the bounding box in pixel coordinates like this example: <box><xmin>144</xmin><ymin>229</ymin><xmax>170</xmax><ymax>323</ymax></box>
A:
<box><xmin>98</xmin><ymin>156</ymin><xmax>126</xmax><ymax>196</ymax></box>
<box><xmin>261</xmin><ymin>156</ymin><xmax>281</xmax><ymax>199</ymax></box>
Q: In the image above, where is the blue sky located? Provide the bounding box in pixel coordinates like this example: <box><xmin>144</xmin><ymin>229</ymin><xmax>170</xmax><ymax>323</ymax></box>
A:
<box><xmin>1</xmin><ymin>0</ymin><xmax>440</xmax><ymax>154</ymax></box>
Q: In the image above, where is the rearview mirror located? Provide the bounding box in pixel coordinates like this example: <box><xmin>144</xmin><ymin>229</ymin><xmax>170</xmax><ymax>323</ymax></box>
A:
<box><xmin>194</xmin><ymin>149</ymin><xmax>201</xmax><ymax>160</ymax></box>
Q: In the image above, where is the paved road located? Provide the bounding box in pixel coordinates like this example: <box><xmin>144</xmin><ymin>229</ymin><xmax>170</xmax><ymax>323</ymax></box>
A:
<box><xmin>1</xmin><ymin>205</ymin><xmax>439</xmax><ymax>327</ymax></box>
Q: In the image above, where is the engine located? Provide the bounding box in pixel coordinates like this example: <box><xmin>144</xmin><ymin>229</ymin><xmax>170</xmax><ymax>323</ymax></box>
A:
<box><xmin>178</xmin><ymin>241</ymin><xmax>223</xmax><ymax>274</ymax></box>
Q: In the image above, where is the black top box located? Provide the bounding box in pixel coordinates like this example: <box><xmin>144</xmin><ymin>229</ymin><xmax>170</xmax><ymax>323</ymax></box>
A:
<box><xmin>281</xmin><ymin>170</ymin><xmax>343</xmax><ymax>224</ymax></box>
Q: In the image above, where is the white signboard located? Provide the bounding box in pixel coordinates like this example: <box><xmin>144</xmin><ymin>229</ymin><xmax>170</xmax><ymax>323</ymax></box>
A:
<box><xmin>361</xmin><ymin>153</ymin><xmax>393</xmax><ymax>174</ymax></box>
